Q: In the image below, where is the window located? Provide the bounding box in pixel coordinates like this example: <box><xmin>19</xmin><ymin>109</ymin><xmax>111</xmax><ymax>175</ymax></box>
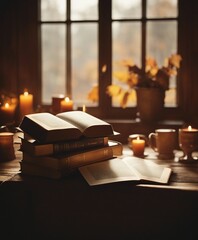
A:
<box><xmin>40</xmin><ymin>0</ymin><xmax>179</xmax><ymax>119</ymax></box>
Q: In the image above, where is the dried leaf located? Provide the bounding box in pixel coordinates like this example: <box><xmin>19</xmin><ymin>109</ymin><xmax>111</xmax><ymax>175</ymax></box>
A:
<box><xmin>120</xmin><ymin>91</ymin><xmax>130</xmax><ymax>108</ymax></box>
<box><xmin>87</xmin><ymin>85</ymin><xmax>98</xmax><ymax>102</ymax></box>
<box><xmin>113</xmin><ymin>71</ymin><xmax>129</xmax><ymax>84</ymax></box>
<box><xmin>169</xmin><ymin>54</ymin><xmax>182</xmax><ymax>68</ymax></box>
<box><xmin>106</xmin><ymin>85</ymin><xmax>122</xmax><ymax>97</ymax></box>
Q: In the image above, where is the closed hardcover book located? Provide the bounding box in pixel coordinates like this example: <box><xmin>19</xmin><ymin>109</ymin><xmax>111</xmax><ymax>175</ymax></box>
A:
<box><xmin>20</xmin><ymin>161</ymin><xmax>64</xmax><ymax>179</ymax></box>
<box><xmin>19</xmin><ymin>111</ymin><xmax>116</xmax><ymax>143</ymax></box>
<box><xmin>20</xmin><ymin>141</ymin><xmax>123</xmax><ymax>179</ymax></box>
<box><xmin>20</xmin><ymin>136</ymin><xmax>109</xmax><ymax>157</ymax></box>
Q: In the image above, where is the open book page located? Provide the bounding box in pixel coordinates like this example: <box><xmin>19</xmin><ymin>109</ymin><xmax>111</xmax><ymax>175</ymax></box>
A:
<box><xmin>56</xmin><ymin>111</ymin><xmax>114</xmax><ymax>137</ymax></box>
<box><xmin>25</xmin><ymin>112</ymin><xmax>79</xmax><ymax>130</ymax></box>
<box><xmin>19</xmin><ymin>112</ymin><xmax>82</xmax><ymax>143</ymax></box>
<box><xmin>79</xmin><ymin>157</ymin><xmax>172</xmax><ymax>186</ymax></box>
<box><xmin>79</xmin><ymin>158</ymin><xmax>140</xmax><ymax>186</ymax></box>
<box><xmin>123</xmin><ymin>157</ymin><xmax>172</xmax><ymax>184</ymax></box>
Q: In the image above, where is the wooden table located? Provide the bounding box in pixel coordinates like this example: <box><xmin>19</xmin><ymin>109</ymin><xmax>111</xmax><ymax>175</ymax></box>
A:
<box><xmin>1</xmin><ymin>133</ymin><xmax>198</xmax><ymax>239</ymax></box>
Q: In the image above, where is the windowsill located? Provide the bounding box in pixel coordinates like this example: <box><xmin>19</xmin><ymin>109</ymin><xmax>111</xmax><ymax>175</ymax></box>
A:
<box><xmin>106</xmin><ymin>118</ymin><xmax>185</xmax><ymax>144</ymax></box>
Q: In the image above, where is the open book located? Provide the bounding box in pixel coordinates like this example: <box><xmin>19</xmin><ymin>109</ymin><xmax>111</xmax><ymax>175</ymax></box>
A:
<box><xmin>79</xmin><ymin>157</ymin><xmax>172</xmax><ymax>186</ymax></box>
<box><xmin>19</xmin><ymin>111</ymin><xmax>116</xmax><ymax>143</ymax></box>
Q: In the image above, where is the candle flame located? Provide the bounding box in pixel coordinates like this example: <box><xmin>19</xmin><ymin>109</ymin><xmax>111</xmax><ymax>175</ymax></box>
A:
<box><xmin>188</xmin><ymin>125</ymin><xmax>192</xmax><ymax>131</ymax></box>
<box><xmin>137</xmin><ymin>136</ymin><xmax>140</xmax><ymax>140</ymax></box>
<box><xmin>65</xmin><ymin>97</ymin><xmax>70</xmax><ymax>102</ymax></box>
<box><xmin>4</xmin><ymin>103</ymin><xmax>9</xmax><ymax>108</ymax></box>
<box><xmin>24</xmin><ymin>91</ymin><xmax>29</xmax><ymax>96</ymax></box>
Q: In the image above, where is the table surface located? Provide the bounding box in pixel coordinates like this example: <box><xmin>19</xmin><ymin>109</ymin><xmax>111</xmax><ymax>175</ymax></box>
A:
<box><xmin>1</xmin><ymin>132</ymin><xmax>198</xmax><ymax>191</ymax></box>
<box><xmin>1</xmin><ymin>133</ymin><xmax>198</xmax><ymax>239</ymax></box>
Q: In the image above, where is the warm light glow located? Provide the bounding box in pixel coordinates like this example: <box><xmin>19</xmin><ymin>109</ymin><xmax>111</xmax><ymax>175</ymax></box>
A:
<box><xmin>19</xmin><ymin>90</ymin><xmax>33</xmax><ymax>117</ymax></box>
<box><xmin>4</xmin><ymin>103</ymin><xmax>9</xmax><ymax>108</ymax></box>
<box><xmin>60</xmin><ymin>97</ymin><xmax>73</xmax><ymax>111</ymax></box>
<box><xmin>132</xmin><ymin>136</ymin><xmax>145</xmax><ymax>156</ymax></box>
<box><xmin>188</xmin><ymin>125</ymin><xmax>192</xmax><ymax>131</ymax></box>
<box><xmin>65</xmin><ymin>97</ymin><xmax>70</xmax><ymax>102</ymax></box>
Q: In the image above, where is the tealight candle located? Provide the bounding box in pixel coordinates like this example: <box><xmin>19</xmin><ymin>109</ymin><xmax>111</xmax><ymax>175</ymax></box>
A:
<box><xmin>60</xmin><ymin>97</ymin><xmax>73</xmax><ymax>112</ymax></box>
<box><xmin>19</xmin><ymin>90</ymin><xmax>33</xmax><ymax>118</ymax></box>
<box><xmin>132</xmin><ymin>136</ymin><xmax>145</xmax><ymax>157</ymax></box>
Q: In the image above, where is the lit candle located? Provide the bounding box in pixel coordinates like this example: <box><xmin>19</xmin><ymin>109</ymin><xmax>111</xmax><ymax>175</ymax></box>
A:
<box><xmin>132</xmin><ymin>136</ymin><xmax>145</xmax><ymax>157</ymax></box>
<box><xmin>179</xmin><ymin>126</ymin><xmax>198</xmax><ymax>161</ymax></box>
<box><xmin>1</xmin><ymin>103</ymin><xmax>16</xmax><ymax>123</ymax></box>
<box><xmin>60</xmin><ymin>97</ymin><xmax>73</xmax><ymax>112</ymax></box>
<box><xmin>19</xmin><ymin>90</ymin><xmax>33</xmax><ymax>118</ymax></box>
<box><xmin>182</xmin><ymin>125</ymin><xmax>198</xmax><ymax>132</ymax></box>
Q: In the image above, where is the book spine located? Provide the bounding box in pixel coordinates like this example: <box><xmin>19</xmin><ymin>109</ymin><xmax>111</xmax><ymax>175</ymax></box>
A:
<box><xmin>66</xmin><ymin>147</ymin><xmax>114</xmax><ymax>169</ymax></box>
<box><xmin>21</xmin><ymin>137</ymin><xmax>108</xmax><ymax>157</ymax></box>
<box><xmin>53</xmin><ymin>137</ymin><xmax>108</xmax><ymax>154</ymax></box>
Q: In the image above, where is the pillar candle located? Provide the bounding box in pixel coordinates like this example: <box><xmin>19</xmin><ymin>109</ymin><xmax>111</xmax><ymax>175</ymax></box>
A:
<box><xmin>60</xmin><ymin>97</ymin><xmax>73</xmax><ymax>112</ymax></box>
<box><xmin>19</xmin><ymin>90</ymin><xmax>33</xmax><ymax>118</ymax></box>
<box><xmin>132</xmin><ymin>136</ymin><xmax>145</xmax><ymax>157</ymax></box>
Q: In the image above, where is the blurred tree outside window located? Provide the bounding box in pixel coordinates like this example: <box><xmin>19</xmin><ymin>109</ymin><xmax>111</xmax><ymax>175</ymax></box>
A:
<box><xmin>40</xmin><ymin>0</ymin><xmax>178</xmax><ymax>111</ymax></box>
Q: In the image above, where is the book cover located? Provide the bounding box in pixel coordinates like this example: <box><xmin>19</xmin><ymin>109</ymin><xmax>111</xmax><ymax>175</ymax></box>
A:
<box><xmin>20</xmin><ymin>136</ymin><xmax>109</xmax><ymax>157</ymax></box>
<box><xmin>19</xmin><ymin>111</ymin><xmax>115</xmax><ymax>143</ymax></box>
<box><xmin>21</xmin><ymin>140</ymin><xmax>123</xmax><ymax>172</ymax></box>
<box><xmin>79</xmin><ymin>157</ymin><xmax>172</xmax><ymax>186</ymax></box>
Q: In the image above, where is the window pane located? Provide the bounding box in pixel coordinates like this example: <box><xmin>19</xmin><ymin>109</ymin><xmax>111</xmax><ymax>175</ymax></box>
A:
<box><xmin>71</xmin><ymin>0</ymin><xmax>98</xmax><ymax>20</ymax></box>
<box><xmin>147</xmin><ymin>21</ymin><xmax>177</xmax><ymax>106</ymax></box>
<box><xmin>41</xmin><ymin>24</ymin><xmax>66</xmax><ymax>104</ymax></box>
<box><xmin>112</xmin><ymin>22</ymin><xmax>141</xmax><ymax>107</ymax></box>
<box><xmin>112</xmin><ymin>0</ymin><xmax>141</xmax><ymax>19</ymax></box>
<box><xmin>41</xmin><ymin>0</ymin><xmax>66</xmax><ymax>21</ymax></box>
<box><xmin>147</xmin><ymin>0</ymin><xmax>178</xmax><ymax>18</ymax></box>
<box><xmin>72</xmin><ymin>23</ymin><xmax>98</xmax><ymax>107</ymax></box>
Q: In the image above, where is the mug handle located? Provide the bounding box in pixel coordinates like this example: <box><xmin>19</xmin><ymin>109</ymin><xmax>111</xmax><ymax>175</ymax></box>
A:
<box><xmin>148</xmin><ymin>133</ymin><xmax>158</xmax><ymax>152</ymax></box>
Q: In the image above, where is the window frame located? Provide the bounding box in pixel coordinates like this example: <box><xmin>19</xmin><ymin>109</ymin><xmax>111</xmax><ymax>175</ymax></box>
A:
<box><xmin>39</xmin><ymin>0</ymin><xmax>182</xmax><ymax>120</ymax></box>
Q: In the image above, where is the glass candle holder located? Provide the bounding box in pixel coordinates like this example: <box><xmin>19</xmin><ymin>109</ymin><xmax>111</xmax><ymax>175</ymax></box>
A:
<box><xmin>179</xmin><ymin>126</ymin><xmax>198</xmax><ymax>162</ymax></box>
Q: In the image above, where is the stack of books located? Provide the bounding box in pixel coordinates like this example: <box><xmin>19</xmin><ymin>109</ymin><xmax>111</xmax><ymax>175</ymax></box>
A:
<box><xmin>19</xmin><ymin>111</ymin><xmax>122</xmax><ymax>179</ymax></box>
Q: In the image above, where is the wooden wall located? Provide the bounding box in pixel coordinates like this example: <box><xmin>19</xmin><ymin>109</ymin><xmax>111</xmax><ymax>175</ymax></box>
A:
<box><xmin>0</xmin><ymin>0</ymin><xmax>40</xmax><ymax>108</ymax></box>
